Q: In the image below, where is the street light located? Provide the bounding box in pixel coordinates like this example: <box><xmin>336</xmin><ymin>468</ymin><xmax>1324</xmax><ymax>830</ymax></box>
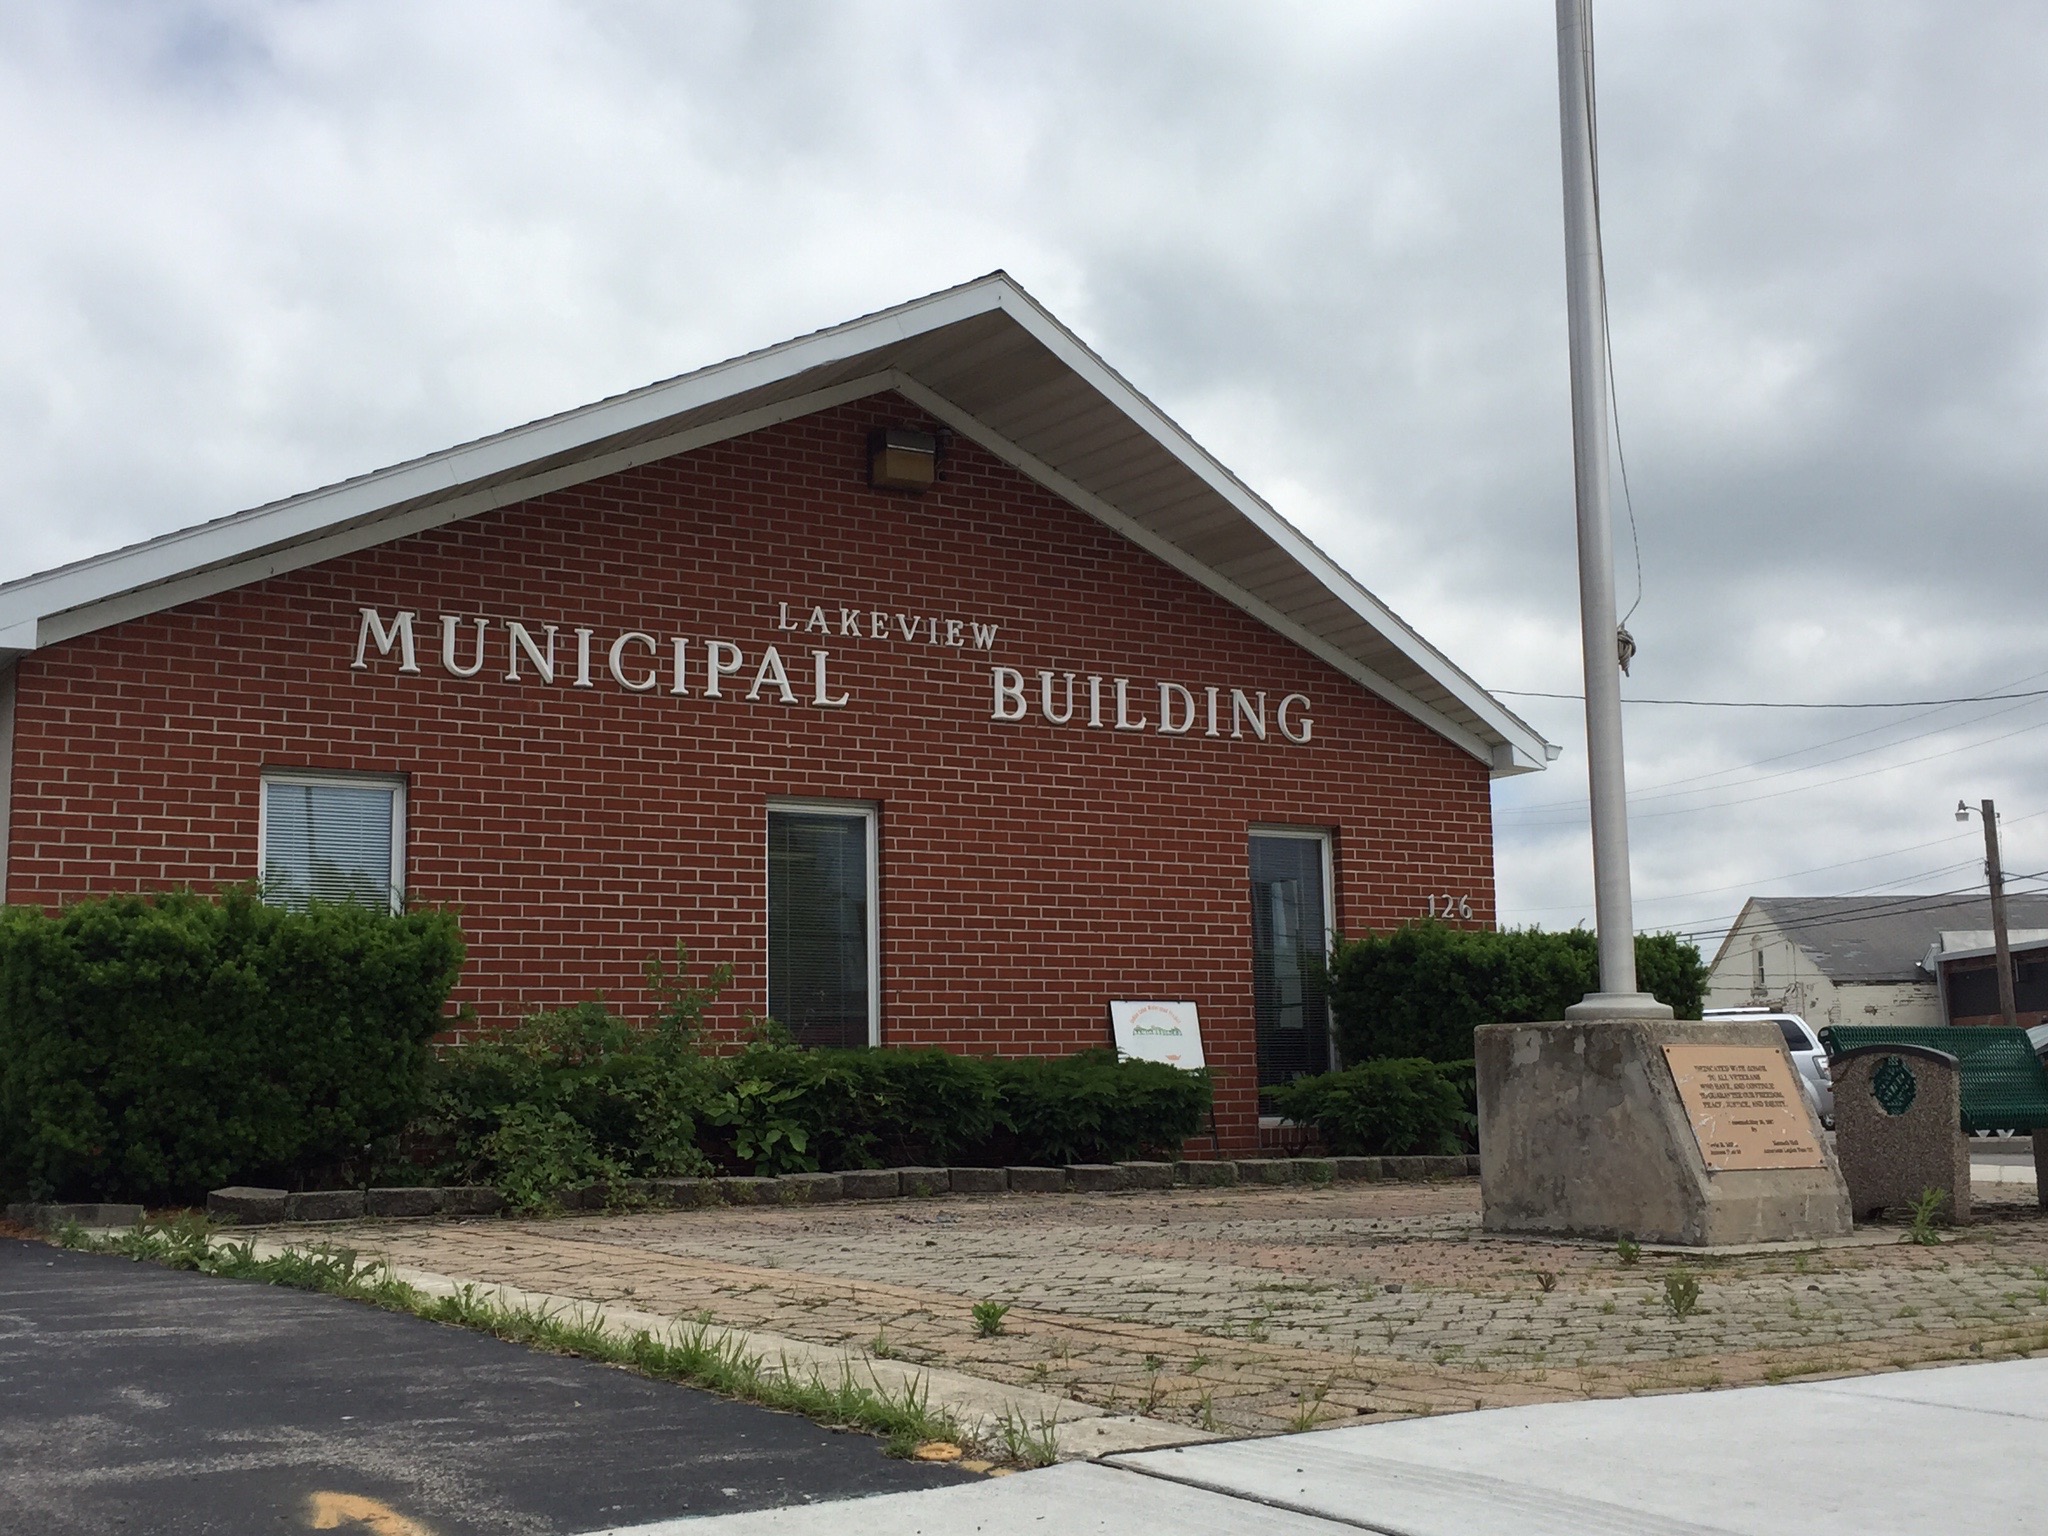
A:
<box><xmin>1956</xmin><ymin>799</ymin><xmax>2017</xmax><ymax>1030</ymax></box>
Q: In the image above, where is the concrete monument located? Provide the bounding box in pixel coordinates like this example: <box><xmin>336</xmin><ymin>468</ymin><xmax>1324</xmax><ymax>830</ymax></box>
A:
<box><xmin>1477</xmin><ymin>1017</ymin><xmax>1853</xmax><ymax>1246</ymax></box>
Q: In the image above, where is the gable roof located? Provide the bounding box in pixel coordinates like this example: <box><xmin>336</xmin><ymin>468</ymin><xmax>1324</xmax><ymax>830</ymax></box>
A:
<box><xmin>0</xmin><ymin>272</ymin><xmax>1554</xmax><ymax>775</ymax></box>
<box><xmin>1715</xmin><ymin>894</ymin><xmax>2048</xmax><ymax>984</ymax></box>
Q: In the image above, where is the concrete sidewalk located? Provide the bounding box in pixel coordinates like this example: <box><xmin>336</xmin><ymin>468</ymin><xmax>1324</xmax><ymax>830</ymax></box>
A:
<box><xmin>601</xmin><ymin>1357</ymin><xmax>2048</xmax><ymax>1535</ymax></box>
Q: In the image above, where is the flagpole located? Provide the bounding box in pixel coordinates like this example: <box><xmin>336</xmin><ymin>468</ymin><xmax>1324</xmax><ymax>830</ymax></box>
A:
<box><xmin>1554</xmin><ymin>0</ymin><xmax>1670</xmax><ymax>1020</ymax></box>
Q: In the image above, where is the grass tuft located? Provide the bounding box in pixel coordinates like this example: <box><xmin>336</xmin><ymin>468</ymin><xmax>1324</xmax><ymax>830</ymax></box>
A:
<box><xmin>992</xmin><ymin>1406</ymin><xmax>1059</xmax><ymax>1467</ymax></box>
<box><xmin>971</xmin><ymin>1300</ymin><xmax>1011</xmax><ymax>1338</ymax></box>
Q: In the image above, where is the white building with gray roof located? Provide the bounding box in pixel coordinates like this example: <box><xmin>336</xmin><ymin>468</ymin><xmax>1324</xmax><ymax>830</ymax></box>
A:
<box><xmin>1705</xmin><ymin>894</ymin><xmax>2048</xmax><ymax>1027</ymax></box>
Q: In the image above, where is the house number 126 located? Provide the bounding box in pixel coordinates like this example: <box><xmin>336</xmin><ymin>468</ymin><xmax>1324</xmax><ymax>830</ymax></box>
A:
<box><xmin>1427</xmin><ymin>894</ymin><xmax>1473</xmax><ymax>920</ymax></box>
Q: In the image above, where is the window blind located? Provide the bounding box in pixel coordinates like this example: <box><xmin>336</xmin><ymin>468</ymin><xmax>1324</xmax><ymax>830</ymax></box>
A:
<box><xmin>262</xmin><ymin>778</ymin><xmax>401</xmax><ymax>912</ymax></box>
<box><xmin>767</xmin><ymin>808</ymin><xmax>872</xmax><ymax>1049</ymax></box>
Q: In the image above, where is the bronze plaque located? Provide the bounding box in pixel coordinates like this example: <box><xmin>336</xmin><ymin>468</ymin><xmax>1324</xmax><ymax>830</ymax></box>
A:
<box><xmin>1663</xmin><ymin>1044</ymin><xmax>1827</xmax><ymax>1171</ymax></box>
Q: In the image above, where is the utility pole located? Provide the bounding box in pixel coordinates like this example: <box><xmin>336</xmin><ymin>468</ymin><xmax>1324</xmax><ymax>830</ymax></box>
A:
<box><xmin>1981</xmin><ymin>797</ymin><xmax>2018</xmax><ymax>1030</ymax></box>
<box><xmin>1554</xmin><ymin>0</ymin><xmax>1669</xmax><ymax>1020</ymax></box>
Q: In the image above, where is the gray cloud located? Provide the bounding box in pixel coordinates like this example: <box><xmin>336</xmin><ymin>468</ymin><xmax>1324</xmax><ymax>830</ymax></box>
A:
<box><xmin>5</xmin><ymin>0</ymin><xmax>2047</xmax><ymax>953</ymax></box>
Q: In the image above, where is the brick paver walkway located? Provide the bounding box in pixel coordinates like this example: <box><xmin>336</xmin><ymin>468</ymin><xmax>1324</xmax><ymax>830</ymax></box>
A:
<box><xmin>321</xmin><ymin>1183</ymin><xmax>2048</xmax><ymax>1434</ymax></box>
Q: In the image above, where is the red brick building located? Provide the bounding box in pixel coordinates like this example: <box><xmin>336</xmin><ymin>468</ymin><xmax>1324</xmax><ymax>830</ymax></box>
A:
<box><xmin>0</xmin><ymin>275</ymin><xmax>1552</xmax><ymax>1149</ymax></box>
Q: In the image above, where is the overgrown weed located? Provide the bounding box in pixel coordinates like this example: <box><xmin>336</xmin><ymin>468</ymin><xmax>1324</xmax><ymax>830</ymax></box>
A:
<box><xmin>993</xmin><ymin>1406</ymin><xmax>1059</xmax><ymax>1468</ymax></box>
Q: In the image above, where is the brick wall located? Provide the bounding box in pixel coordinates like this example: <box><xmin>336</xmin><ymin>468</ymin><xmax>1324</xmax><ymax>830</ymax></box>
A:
<box><xmin>5</xmin><ymin>394</ymin><xmax>1496</xmax><ymax>1149</ymax></box>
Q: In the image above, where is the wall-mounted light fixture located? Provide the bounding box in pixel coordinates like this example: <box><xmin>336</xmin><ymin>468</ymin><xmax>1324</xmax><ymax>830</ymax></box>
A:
<box><xmin>868</xmin><ymin>427</ymin><xmax>938</xmax><ymax>493</ymax></box>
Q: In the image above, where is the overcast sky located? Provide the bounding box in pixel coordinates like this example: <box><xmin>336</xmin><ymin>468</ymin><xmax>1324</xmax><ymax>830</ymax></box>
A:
<box><xmin>5</xmin><ymin>1</ymin><xmax>2045</xmax><ymax>957</ymax></box>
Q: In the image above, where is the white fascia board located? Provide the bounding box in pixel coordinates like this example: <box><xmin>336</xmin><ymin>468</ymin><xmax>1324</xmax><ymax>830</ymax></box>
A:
<box><xmin>4</xmin><ymin>269</ymin><xmax>1548</xmax><ymax>772</ymax></box>
<box><xmin>980</xmin><ymin>286</ymin><xmax>1551</xmax><ymax>770</ymax></box>
<box><xmin>33</xmin><ymin>373</ymin><xmax>904</xmax><ymax>647</ymax></box>
<box><xmin>0</xmin><ymin>279</ymin><xmax>1017</xmax><ymax>640</ymax></box>
<box><xmin>893</xmin><ymin>375</ymin><xmax>1509</xmax><ymax>772</ymax></box>
<box><xmin>1931</xmin><ymin>937</ymin><xmax>2048</xmax><ymax>967</ymax></box>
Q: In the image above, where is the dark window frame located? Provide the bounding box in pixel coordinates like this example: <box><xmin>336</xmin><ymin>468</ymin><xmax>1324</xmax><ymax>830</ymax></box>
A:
<box><xmin>1249</xmin><ymin>825</ymin><xmax>1336</xmax><ymax>1097</ymax></box>
<box><xmin>765</xmin><ymin>798</ymin><xmax>880</xmax><ymax>1049</ymax></box>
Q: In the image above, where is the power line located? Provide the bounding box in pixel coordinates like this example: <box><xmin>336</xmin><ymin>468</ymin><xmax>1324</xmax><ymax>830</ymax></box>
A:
<box><xmin>1669</xmin><ymin>885</ymin><xmax>1997</xmax><ymax>940</ymax></box>
<box><xmin>1496</xmin><ymin>834</ymin><xmax>1986</xmax><ymax>917</ymax></box>
<box><xmin>1502</xmin><ymin>664</ymin><xmax>2048</xmax><ymax>814</ymax></box>
<box><xmin>1503</xmin><ymin>710</ymin><xmax>2048</xmax><ymax>823</ymax></box>
<box><xmin>1660</xmin><ymin>854</ymin><xmax>1983</xmax><ymax>912</ymax></box>
<box><xmin>1501</xmin><ymin>812</ymin><xmax>2048</xmax><ymax>939</ymax></box>
<box><xmin>1659</xmin><ymin>880</ymin><xmax>2048</xmax><ymax>946</ymax></box>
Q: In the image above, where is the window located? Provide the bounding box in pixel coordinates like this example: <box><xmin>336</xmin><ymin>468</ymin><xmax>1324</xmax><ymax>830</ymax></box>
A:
<box><xmin>767</xmin><ymin>800</ymin><xmax>878</xmax><ymax>1048</ymax></box>
<box><xmin>1249</xmin><ymin>828</ymin><xmax>1334</xmax><ymax>1093</ymax></box>
<box><xmin>259</xmin><ymin>772</ymin><xmax>406</xmax><ymax>913</ymax></box>
<box><xmin>1775</xmin><ymin>1018</ymin><xmax>1809</xmax><ymax>1053</ymax></box>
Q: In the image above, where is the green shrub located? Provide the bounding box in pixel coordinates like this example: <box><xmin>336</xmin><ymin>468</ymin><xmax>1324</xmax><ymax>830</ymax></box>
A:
<box><xmin>428</xmin><ymin>991</ymin><xmax>1211</xmax><ymax>1193</ymax></box>
<box><xmin>682</xmin><ymin>1035</ymin><xmax>1008</xmax><ymax>1175</ymax></box>
<box><xmin>0</xmin><ymin>888</ymin><xmax>464</xmax><ymax>1203</ymax></box>
<box><xmin>420</xmin><ymin>948</ymin><xmax>728</xmax><ymax>1201</ymax></box>
<box><xmin>986</xmin><ymin>1050</ymin><xmax>1210</xmax><ymax>1165</ymax></box>
<box><xmin>689</xmin><ymin>1043</ymin><xmax>1204</xmax><ymax>1174</ymax></box>
<box><xmin>1327</xmin><ymin>923</ymin><xmax>1706</xmax><ymax>1064</ymax></box>
<box><xmin>703</xmin><ymin>1062</ymin><xmax>815</xmax><ymax>1174</ymax></box>
<box><xmin>1633</xmin><ymin>932</ymin><xmax>1709</xmax><ymax>1020</ymax></box>
<box><xmin>837</xmin><ymin>1046</ymin><xmax>1006</xmax><ymax>1167</ymax></box>
<box><xmin>1265</xmin><ymin>1058</ymin><xmax>1471</xmax><ymax>1156</ymax></box>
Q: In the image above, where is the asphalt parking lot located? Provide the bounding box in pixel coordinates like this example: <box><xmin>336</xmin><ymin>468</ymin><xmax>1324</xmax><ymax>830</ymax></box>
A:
<box><xmin>0</xmin><ymin>1237</ymin><xmax>968</xmax><ymax>1535</ymax></box>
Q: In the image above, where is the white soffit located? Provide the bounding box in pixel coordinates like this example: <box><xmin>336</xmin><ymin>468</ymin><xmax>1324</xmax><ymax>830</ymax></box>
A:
<box><xmin>0</xmin><ymin>273</ymin><xmax>1554</xmax><ymax>776</ymax></box>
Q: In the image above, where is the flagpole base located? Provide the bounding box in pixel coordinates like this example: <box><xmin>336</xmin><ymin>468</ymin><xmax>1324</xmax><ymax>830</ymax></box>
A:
<box><xmin>1564</xmin><ymin>991</ymin><xmax>1674</xmax><ymax>1021</ymax></box>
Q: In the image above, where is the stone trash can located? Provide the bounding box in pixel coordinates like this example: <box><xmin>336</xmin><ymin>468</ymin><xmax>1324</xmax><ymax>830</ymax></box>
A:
<box><xmin>1832</xmin><ymin>1044</ymin><xmax>1970</xmax><ymax>1224</ymax></box>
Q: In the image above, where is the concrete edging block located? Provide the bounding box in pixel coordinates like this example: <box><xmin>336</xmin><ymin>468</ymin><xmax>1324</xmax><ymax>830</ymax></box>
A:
<box><xmin>438</xmin><ymin>1186</ymin><xmax>505</xmax><ymax>1216</ymax></box>
<box><xmin>364</xmin><ymin>1187</ymin><xmax>439</xmax><ymax>1219</ymax></box>
<box><xmin>1383</xmin><ymin>1156</ymin><xmax>1469</xmax><ymax>1182</ymax></box>
<box><xmin>1234</xmin><ymin>1159</ymin><xmax>1294</xmax><ymax>1186</ymax></box>
<box><xmin>1005</xmin><ymin>1166</ymin><xmax>1069</xmax><ymax>1193</ymax></box>
<box><xmin>207</xmin><ymin>1187</ymin><xmax>289</xmax><ymax>1225</ymax></box>
<box><xmin>285</xmin><ymin>1190</ymin><xmax>365</xmax><ymax>1222</ymax></box>
<box><xmin>774</xmin><ymin>1172</ymin><xmax>844</xmax><ymax>1204</ymax></box>
<box><xmin>1330</xmin><ymin>1157</ymin><xmax>1383</xmax><ymax>1182</ymax></box>
<box><xmin>648</xmin><ymin>1178</ymin><xmax>717</xmax><ymax>1209</ymax></box>
<box><xmin>1066</xmin><ymin>1164</ymin><xmax>1126</xmax><ymax>1193</ymax></box>
<box><xmin>840</xmin><ymin>1169</ymin><xmax>902</xmax><ymax>1200</ymax></box>
<box><xmin>1115</xmin><ymin>1161</ymin><xmax>1175</xmax><ymax>1190</ymax></box>
<box><xmin>187</xmin><ymin>1148</ymin><xmax>1480</xmax><ymax>1234</ymax></box>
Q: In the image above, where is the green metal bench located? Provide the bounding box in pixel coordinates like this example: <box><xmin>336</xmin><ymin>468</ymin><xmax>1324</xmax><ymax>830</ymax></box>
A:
<box><xmin>1819</xmin><ymin>1025</ymin><xmax>2048</xmax><ymax>1134</ymax></box>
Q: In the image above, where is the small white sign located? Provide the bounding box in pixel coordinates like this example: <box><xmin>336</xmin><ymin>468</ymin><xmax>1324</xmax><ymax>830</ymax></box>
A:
<box><xmin>1109</xmin><ymin>1000</ymin><xmax>1205</xmax><ymax>1070</ymax></box>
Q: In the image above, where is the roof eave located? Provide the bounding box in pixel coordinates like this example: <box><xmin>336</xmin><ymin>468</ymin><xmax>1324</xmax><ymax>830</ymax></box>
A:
<box><xmin>0</xmin><ymin>273</ymin><xmax>1554</xmax><ymax>772</ymax></box>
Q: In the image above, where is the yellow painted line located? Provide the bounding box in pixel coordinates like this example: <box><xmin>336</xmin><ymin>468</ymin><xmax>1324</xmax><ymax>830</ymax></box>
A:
<box><xmin>305</xmin><ymin>1491</ymin><xmax>439</xmax><ymax>1536</ymax></box>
